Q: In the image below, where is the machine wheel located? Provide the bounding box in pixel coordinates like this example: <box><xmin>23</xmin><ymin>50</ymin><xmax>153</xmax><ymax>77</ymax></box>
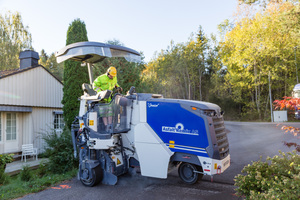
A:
<box><xmin>80</xmin><ymin>165</ymin><xmax>103</xmax><ymax>187</ymax></box>
<box><xmin>178</xmin><ymin>162</ymin><xmax>203</xmax><ymax>184</ymax></box>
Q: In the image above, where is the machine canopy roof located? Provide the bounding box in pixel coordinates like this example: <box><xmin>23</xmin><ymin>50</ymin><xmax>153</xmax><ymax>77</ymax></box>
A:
<box><xmin>55</xmin><ymin>41</ymin><xmax>141</xmax><ymax>64</ymax></box>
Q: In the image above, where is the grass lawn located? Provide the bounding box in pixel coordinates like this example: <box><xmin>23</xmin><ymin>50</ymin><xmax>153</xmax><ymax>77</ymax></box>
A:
<box><xmin>0</xmin><ymin>168</ymin><xmax>77</xmax><ymax>200</ymax></box>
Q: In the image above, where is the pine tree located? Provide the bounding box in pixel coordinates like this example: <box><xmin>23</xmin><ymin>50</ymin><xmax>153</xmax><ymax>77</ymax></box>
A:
<box><xmin>62</xmin><ymin>19</ymin><xmax>89</xmax><ymax>129</ymax></box>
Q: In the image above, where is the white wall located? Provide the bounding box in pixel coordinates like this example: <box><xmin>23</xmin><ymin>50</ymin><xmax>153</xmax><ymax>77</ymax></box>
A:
<box><xmin>0</xmin><ymin>107</ymin><xmax>62</xmax><ymax>154</ymax></box>
<box><xmin>31</xmin><ymin>107</ymin><xmax>62</xmax><ymax>153</ymax></box>
<box><xmin>0</xmin><ymin>66</ymin><xmax>63</xmax><ymax>108</ymax></box>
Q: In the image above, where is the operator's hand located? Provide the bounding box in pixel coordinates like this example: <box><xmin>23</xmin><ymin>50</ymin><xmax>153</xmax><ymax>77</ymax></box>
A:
<box><xmin>117</xmin><ymin>87</ymin><xmax>123</xmax><ymax>92</ymax></box>
<box><xmin>115</xmin><ymin>86</ymin><xmax>123</xmax><ymax>93</ymax></box>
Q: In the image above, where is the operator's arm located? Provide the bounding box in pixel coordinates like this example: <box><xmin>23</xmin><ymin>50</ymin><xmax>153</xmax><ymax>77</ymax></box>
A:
<box><xmin>114</xmin><ymin>77</ymin><xmax>122</xmax><ymax>92</ymax></box>
<box><xmin>93</xmin><ymin>76</ymin><xmax>103</xmax><ymax>92</ymax></box>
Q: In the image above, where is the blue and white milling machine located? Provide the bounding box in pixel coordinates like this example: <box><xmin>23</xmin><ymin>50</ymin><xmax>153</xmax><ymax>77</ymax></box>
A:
<box><xmin>56</xmin><ymin>42</ymin><xmax>230</xmax><ymax>186</ymax></box>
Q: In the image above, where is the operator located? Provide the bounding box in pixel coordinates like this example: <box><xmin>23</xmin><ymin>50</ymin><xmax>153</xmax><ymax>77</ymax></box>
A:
<box><xmin>93</xmin><ymin>66</ymin><xmax>123</xmax><ymax>132</ymax></box>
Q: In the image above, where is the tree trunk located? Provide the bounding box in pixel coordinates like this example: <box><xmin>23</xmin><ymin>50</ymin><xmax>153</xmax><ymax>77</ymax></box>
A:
<box><xmin>185</xmin><ymin>64</ymin><xmax>191</xmax><ymax>100</ymax></box>
<box><xmin>254</xmin><ymin>63</ymin><xmax>261</xmax><ymax>120</ymax></box>
<box><xmin>199</xmin><ymin>66</ymin><xmax>202</xmax><ymax>101</ymax></box>
<box><xmin>264</xmin><ymin>94</ymin><xmax>269</xmax><ymax>119</ymax></box>
<box><xmin>182</xmin><ymin>67</ymin><xmax>188</xmax><ymax>99</ymax></box>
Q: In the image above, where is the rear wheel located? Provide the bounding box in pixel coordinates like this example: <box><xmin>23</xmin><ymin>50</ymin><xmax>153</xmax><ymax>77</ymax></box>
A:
<box><xmin>80</xmin><ymin>165</ymin><xmax>103</xmax><ymax>187</ymax></box>
<box><xmin>178</xmin><ymin>162</ymin><xmax>203</xmax><ymax>184</ymax></box>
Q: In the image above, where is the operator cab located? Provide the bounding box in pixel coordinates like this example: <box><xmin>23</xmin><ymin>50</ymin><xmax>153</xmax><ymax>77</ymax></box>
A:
<box><xmin>80</xmin><ymin>83</ymin><xmax>131</xmax><ymax>135</ymax></box>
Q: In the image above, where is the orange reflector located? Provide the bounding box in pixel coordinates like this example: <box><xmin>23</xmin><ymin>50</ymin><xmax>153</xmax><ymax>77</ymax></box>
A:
<box><xmin>214</xmin><ymin>163</ymin><xmax>218</xmax><ymax>169</ymax></box>
<box><xmin>169</xmin><ymin>140</ymin><xmax>175</xmax><ymax>148</ymax></box>
<box><xmin>81</xmin><ymin>147</ymin><xmax>84</xmax><ymax>149</ymax></box>
<box><xmin>192</xmin><ymin>107</ymin><xmax>197</xmax><ymax>110</ymax></box>
<box><xmin>80</xmin><ymin>123</ymin><xmax>84</xmax><ymax>128</ymax></box>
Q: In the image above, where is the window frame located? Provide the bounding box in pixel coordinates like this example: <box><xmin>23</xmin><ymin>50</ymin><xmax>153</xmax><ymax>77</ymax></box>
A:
<box><xmin>6</xmin><ymin>113</ymin><xmax>17</xmax><ymax>141</ymax></box>
<box><xmin>54</xmin><ymin>113</ymin><xmax>65</xmax><ymax>133</ymax></box>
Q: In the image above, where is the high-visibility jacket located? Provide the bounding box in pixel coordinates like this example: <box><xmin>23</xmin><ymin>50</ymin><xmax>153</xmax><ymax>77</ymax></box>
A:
<box><xmin>93</xmin><ymin>73</ymin><xmax>120</xmax><ymax>102</ymax></box>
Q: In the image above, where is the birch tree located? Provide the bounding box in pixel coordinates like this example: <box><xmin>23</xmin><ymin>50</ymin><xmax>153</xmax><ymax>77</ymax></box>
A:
<box><xmin>0</xmin><ymin>11</ymin><xmax>32</xmax><ymax>70</ymax></box>
<box><xmin>220</xmin><ymin>1</ymin><xmax>298</xmax><ymax>120</ymax></box>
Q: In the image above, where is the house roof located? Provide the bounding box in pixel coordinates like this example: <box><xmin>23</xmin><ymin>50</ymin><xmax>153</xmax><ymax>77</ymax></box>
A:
<box><xmin>0</xmin><ymin>65</ymin><xmax>63</xmax><ymax>85</ymax></box>
<box><xmin>0</xmin><ymin>68</ymin><xmax>19</xmax><ymax>77</ymax></box>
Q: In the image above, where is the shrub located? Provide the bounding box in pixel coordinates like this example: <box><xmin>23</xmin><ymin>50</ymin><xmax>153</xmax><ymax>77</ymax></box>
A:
<box><xmin>0</xmin><ymin>154</ymin><xmax>14</xmax><ymax>168</ymax></box>
<box><xmin>37</xmin><ymin>161</ymin><xmax>48</xmax><ymax>177</ymax></box>
<box><xmin>43</xmin><ymin>129</ymin><xmax>77</xmax><ymax>174</ymax></box>
<box><xmin>0</xmin><ymin>169</ymin><xmax>10</xmax><ymax>185</ymax></box>
<box><xmin>0</xmin><ymin>154</ymin><xmax>14</xmax><ymax>185</ymax></box>
<box><xmin>234</xmin><ymin>151</ymin><xmax>300</xmax><ymax>199</ymax></box>
<box><xmin>20</xmin><ymin>165</ymin><xmax>33</xmax><ymax>182</ymax></box>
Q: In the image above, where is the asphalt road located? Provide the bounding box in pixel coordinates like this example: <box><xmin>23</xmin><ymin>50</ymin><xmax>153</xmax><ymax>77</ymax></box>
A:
<box><xmin>19</xmin><ymin>121</ymin><xmax>299</xmax><ymax>200</ymax></box>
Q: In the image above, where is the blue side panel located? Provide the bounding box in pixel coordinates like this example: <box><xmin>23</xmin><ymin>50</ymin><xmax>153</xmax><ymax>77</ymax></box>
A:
<box><xmin>147</xmin><ymin>101</ymin><xmax>209</xmax><ymax>157</ymax></box>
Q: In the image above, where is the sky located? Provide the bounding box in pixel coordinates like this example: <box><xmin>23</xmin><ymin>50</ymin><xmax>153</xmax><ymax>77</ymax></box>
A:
<box><xmin>0</xmin><ymin>0</ymin><xmax>238</xmax><ymax>62</ymax></box>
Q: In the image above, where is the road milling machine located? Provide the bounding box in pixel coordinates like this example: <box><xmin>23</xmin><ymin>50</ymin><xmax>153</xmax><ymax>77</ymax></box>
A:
<box><xmin>56</xmin><ymin>42</ymin><xmax>230</xmax><ymax>186</ymax></box>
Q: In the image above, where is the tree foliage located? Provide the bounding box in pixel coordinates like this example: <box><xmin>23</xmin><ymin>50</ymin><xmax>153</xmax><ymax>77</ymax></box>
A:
<box><xmin>0</xmin><ymin>11</ymin><xmax>32</xmax><ymax>70</ymax></box>
<box><xmin>273</xmin><ymin>96</ymin><xmax>300</xmax><ymax>111</ymax></box>
<box><xmin>61</xmin><ymin>19</ymin><xmax>89</xmax><ymax>129</ymax></box>
<box><xmin>93</xmin><ymin>39</ymin><xmax>145</xmax><ymax>94</ymax></box>
<box><xmin>141</xmin><ymin>26</ymin><xmax>239</xmax><ymax>119</ymax></box>
<box><xmin>239</xmin><ymin>0</ymin><xmax>299</xmax><ymax>6</ymax></box>
<box><xmin>219</xmin><ymin>1</ymin><xmax>300</xmax><ymax>120</ymax></box>
<box><xmin>39</xmin><ymin>49</ymin><xmax>63</xmax><ymax>81</ymax></box>
<box><xmin>142</xmin><ymin>26</ymin><xmax>212</xmax><ymax>100</ymax></box>
<box><xmin>141</xmin><ymin>1</ymin><xmax>300</xmax><ymax>121</ymax></box>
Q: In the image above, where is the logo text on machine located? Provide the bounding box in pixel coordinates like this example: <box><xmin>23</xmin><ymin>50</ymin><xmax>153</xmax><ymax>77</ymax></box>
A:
<box><xmin>162</xmin><ymin>123</ymin><xmax>199</xmax><ymax>136</ymax></box>
<box><xmin>148</xmin><ymin>103</ymin><xmax>159</xmax><ymax>108</ymax></box>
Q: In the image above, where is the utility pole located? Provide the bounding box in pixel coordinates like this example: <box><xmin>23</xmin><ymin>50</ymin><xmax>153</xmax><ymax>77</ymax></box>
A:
<box><xmin>269</xmin><ymin>71</ymin><xmax>273</xmax><ymax>122</ymax></box>
<box><xmin>295</xmin><ymin>46</ymin><xmax>298</xmax><ymax>83</ymax></box>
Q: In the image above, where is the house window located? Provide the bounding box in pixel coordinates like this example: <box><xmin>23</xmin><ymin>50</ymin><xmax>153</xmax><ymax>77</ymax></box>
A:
<box><xmin>6</xmin><ymin>113</ymin><xmax>16</xmax><ymax>140</ymax></box>
<box><xmin>54</xmin><ymin>114</ymin><xmax>64</xmax><ymax>132</ymax></box>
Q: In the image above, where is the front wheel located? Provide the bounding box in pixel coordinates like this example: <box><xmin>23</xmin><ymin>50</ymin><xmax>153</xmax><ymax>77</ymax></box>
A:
<box><xmin>178</xmin><ymin>162</ymin><xmax>203</xmax><ymax>184</ymax></box>
<box><xmin>80</xmin><ymin>165</ymin><xmax>103</xmax><ymax>187</ymax></box>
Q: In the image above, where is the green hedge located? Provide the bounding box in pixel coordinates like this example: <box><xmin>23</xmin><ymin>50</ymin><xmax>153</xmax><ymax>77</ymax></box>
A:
<box><xmin>234</xmin><ymin>151</ymin><xmax>300</xmax><ymax>199</ymax></box>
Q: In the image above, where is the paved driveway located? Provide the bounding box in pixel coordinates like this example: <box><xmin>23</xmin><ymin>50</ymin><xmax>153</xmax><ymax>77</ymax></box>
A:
<box><xmin>204</xmin><ymin>121</ymin><xmax>298</xmax><ymax>185</ymax></box>
<box><xmin>20</xmin><ymin>122</ymin><xmax>299</xmax><ymax>200</ymax></box>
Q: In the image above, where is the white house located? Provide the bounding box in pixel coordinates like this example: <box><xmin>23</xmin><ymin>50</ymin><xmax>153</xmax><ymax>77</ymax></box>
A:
<box><xmin>0</xmin><ymin>50</ymin><xmax>64</xmax><ymax>154</ymax></box>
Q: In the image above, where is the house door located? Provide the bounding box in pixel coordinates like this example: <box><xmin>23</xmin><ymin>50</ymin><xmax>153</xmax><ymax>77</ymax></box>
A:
<box><xmin>4</xmin><ymin>113</ymin><xmax>19</xmax><ymax>153</ymax></box>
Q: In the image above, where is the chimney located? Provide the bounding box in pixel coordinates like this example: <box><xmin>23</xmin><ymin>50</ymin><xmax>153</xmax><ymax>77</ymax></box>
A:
<box><xmin>19</xmin><ymin>50</ymin><xmax>39</xmax><ymax>69</ymax></box>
